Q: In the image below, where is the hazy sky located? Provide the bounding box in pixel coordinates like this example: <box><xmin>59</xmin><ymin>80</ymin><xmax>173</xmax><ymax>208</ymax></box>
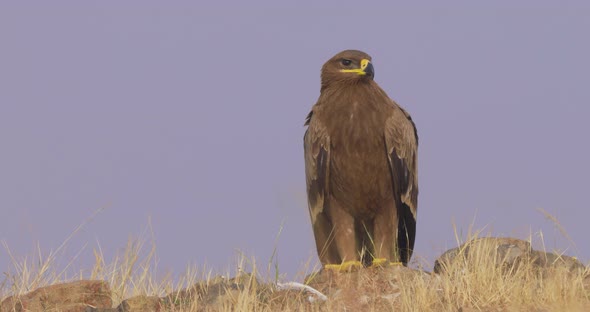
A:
<box><xmin>1</xmin><ymin>1</ymin><xmax>589</xmax><ymax>281</ymax></box>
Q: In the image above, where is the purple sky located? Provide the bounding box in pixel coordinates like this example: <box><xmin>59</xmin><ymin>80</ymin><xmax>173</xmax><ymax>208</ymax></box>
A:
<box><xmin>1</xmin><ymin>2</ymin><xmax>589</xmax><ymax>281</ymax></box>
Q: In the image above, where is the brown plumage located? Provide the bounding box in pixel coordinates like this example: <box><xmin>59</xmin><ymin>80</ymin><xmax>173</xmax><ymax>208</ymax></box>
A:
<box><xmin>304</xmin><ymin>50</ymin><xmax>418</xmax><ymax>269</ymax></box>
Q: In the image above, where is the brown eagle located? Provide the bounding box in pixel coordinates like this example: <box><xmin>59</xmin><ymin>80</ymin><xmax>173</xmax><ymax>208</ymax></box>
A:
<box><xmin>304</xmin><ymin>50</ymin><xmax>418</xmax><ymax>270</ymax></box>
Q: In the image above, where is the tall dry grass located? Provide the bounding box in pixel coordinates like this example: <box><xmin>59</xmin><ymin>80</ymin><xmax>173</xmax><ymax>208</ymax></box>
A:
<box><xmin>397</xmin><ymin>228</ymin><xmax>590</xmax><ymax>311</ymax></box>
<box><xmin>1</xmin><ymin>213</ymin><xmax>588</xmax><ymax>311</ymax></box>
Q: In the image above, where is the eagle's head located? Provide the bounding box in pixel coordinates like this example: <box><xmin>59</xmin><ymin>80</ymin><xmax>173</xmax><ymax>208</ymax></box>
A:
<box><xmin>321</xmin><ymin>50</ymin><xmax>374</xmax><ymax>89</ymax></box>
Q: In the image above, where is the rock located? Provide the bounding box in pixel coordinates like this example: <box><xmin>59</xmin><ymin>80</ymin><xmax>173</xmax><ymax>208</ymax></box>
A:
<box><xmin>161</xmin><ymin>272</ymin><xmax>260</xmax><ymax>311</ymax></box>
<box><xmin>531</xmin><ymin>250</ymin><xmax>586</xmax><ymax>272</ymax></box>
<box><xmin>433</xmin><ymin>237</ymin><xmax>586</xmax><ymax>275</ymax></box>
<box><xmin>84</xmin><ymin>306</ymin><xmax>124</xmax><ymax>312</ymax></box>
<box><xmin>116</xmin><ymin>295</ymin><xmax>163</xmax><ymax>312</ymax></box>
<box><xmin>0</xmin><ymin>280</ymin><xmax>112</xmax><ymax>312</ymax></box>
<box><xmin>434</xmin><ymin>237</ymin><xmax>532</xmax><ymax>273</ymax></box>
<box><xmin>85</xmin><ymin>294</ymin><xmax>182</xmax><ymax>312</ymax></box>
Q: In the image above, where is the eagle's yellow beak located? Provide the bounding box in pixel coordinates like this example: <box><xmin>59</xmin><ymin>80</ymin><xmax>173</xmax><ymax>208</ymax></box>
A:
<box><xmin>340</xmin><ymin>59</ymin><xmax>374</xmax><ymax>78</ymax></box>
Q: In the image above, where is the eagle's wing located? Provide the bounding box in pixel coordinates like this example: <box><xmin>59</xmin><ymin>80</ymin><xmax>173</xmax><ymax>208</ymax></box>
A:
<box><xmin>304</xmin><ymin>110</ymin><xmax>336</xmax><ymax>263</ymax></box>
<box><xmin>384</xmin><ymin>105</ymin><xmax>419</xmax><ymax>262</ymax></box>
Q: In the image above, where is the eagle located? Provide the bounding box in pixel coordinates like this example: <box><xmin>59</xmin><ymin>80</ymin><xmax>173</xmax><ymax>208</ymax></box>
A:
<box><xmin>304</xmin><ymin>50</ymin><xmax>418</xmax><ymax>271</ymax></box>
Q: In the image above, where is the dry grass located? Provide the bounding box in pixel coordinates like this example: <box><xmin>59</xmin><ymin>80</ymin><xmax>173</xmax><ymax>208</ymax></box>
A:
<box><xmin>1</xmin><ymin>217</ymin><xmax>589</xmax><ymax>311</ymax></box>
<box><xmin>403</xmin><ymin>234</ymin><xmax>589</xmax><ymax>312</ymax></box>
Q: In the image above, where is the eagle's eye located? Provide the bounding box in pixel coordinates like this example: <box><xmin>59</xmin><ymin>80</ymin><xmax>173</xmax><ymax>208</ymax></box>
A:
<box><xmin>340</xmin><ymin>59</ymin><xmax>352</xmax><ymax>66</ymax></box>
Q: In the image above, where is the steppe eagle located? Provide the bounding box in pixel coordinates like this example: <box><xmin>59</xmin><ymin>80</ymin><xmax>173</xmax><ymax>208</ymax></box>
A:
<box><xmin>304</xmin><ymin>50</ymin><xmax>418</xmax><ymax>271</ymax></box>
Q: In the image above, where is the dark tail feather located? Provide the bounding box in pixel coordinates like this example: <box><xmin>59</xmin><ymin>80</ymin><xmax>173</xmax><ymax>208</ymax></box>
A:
<box><xmin>398</xmin><ymin>202</ymin><xmax>416</xmax><ymax>265</ymax></box>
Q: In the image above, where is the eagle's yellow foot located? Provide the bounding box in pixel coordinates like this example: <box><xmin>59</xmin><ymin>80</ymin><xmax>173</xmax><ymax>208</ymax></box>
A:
<box><xmin>324</xmin><ymin>260</ymin><xmax>362</xmax><ymax>272</ymax></box>
<box><xmin>370</xmin><ymin>258</ymin><xmax>388</xmax><ymax>267</ymax></box>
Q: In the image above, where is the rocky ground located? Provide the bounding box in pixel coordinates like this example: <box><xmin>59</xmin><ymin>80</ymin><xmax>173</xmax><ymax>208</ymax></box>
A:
<box><xmin>1</xmin><ymin>237</ymin><xmax>589</xmax><ymax>312</ymax></box>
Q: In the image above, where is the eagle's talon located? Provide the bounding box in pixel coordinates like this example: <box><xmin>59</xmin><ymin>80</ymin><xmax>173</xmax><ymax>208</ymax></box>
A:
<box><xmin>324</xmin><ymin>260</ymin><xmax>363</xmax><ymax>272</ymax></box>
<box><xmin>371</xmin><ymin>258</ymin><xmax>388</xmax><ymax>267</ymax></box>
<box><xmin>340</xmin><ymin>260</ymin><xmax>362</xmax><ymax>271</ymax></box>
<box><xmin>324</xmin><ymin>264</ymin><xmax>341</xmax><ymax>271</ymax></box>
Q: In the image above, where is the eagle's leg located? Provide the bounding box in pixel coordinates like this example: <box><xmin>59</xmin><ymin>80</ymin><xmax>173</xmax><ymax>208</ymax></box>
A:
<box><xmin>312</xmin><ymin>212</ymin><xmax>341</xmax><ymax>266</ymax></box>
<box><xmin>372</xmin><ymin>200</ymin><xmax>399</xmax><ymax>265</ymax></box>
<box><xmin>325</xmin><ymin>199</ymin><xmax>361</xmax><ymax>270</ymax></box>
